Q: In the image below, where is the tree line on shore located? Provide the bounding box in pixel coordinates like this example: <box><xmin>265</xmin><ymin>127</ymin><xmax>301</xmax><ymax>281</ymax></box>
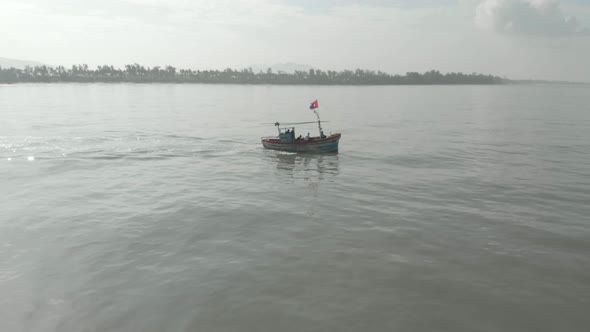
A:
<box><xmin>0</xmin><ymin>64</ymin><xmax>504</xmax><ymax>85</ymax></box>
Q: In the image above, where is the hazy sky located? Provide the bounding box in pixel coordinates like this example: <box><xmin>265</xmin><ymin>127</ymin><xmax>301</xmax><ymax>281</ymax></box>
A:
<box><xmin>1</xmin><ymin>0</ymin><xmax>589</xmax><ymax>80</ymax></box>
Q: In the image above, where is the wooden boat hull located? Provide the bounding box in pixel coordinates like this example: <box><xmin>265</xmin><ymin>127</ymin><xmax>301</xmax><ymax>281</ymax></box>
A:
<box><xmin>262</xmin><ymin>133</ymin><xmax>341</xmax><ymax>153</ymax></box>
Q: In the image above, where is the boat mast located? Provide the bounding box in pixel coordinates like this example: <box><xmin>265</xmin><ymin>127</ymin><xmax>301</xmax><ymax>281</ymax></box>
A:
<box><xmin>313</xmin><ymin>109</ymin><xmax>324</xmax><ymax>137</ymax></box>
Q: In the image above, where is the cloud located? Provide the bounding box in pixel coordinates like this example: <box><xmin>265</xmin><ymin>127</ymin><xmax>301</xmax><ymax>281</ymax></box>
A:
<box><xmin>281</xmin><ymin>0</ymin><xmax>457</xmax><ymax>13</ymax></box>
<box><xmin>476</xmin><ymin>0</ymin><xmax>589</xmax><ymax>36</ymax></box>
<box><xmin>2</xmin><ymin>0</ymin><xmax>590</xmax><ymax>80</ymax></box>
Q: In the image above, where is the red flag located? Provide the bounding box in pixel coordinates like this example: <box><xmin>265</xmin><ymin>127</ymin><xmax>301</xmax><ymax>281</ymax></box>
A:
<box><xmin>309</xmin><ymin>100</ymin><xmax>319</xmax><ymax>110</ymax></box>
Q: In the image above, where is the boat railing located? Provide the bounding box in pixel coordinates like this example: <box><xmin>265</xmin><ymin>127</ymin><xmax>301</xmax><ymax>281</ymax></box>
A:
<box><xmin>261</xmin><ymin>136</ymin><xmax>278</xmax><ymax>140</ymax></box>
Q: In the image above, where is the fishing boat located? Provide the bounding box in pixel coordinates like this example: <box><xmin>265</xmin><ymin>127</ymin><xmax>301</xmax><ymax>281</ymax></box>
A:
<box><xmin>261</xmin><ymin>100</ymin><xmax>341</xmax><ymax>153</ymax></box>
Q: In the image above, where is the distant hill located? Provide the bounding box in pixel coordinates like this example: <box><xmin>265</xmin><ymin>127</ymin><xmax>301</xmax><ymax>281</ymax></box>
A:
<box><xmin>0</xmin><ymin>57</ymin><xmax>46</xmax><ymax>69</ymax></box>
<box><xmin>250</xmin><ymin>62</ymin><xmax>314</xmax><ymax>74</ymax></box>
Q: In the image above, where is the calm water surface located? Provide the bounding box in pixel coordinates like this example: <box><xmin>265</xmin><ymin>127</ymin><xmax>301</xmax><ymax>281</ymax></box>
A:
<box><xmin>1</xmin><ymin>84</ymin><xmax>590</xmax><ymax>331</ymax></box>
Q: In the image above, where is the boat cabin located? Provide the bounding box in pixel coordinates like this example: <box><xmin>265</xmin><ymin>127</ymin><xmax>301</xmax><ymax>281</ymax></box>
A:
<box><xmin>278</xmin><ymin>127</ymin><xmax>297</xmax><ymax>143</ymax></box>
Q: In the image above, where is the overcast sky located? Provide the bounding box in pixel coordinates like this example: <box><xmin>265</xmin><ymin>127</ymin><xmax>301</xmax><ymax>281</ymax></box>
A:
<box><xmin>1</xmin><ymin>0</ymin><xmax>589</xmax><ymax>80</ymax></box>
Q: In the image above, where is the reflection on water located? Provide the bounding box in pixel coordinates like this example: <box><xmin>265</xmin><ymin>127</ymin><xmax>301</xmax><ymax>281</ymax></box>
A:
<box><xmin>269</xmin><ymin>152</ymin><xmax>340</xmax><ymax>181</ymax></box>
<box><xmin>267</xmin><ymin>151</ymin><xmax>340</xmax><ymax>217</ymax></box>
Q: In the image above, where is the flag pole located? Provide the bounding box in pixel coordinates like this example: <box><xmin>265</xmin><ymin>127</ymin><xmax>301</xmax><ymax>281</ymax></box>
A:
<box><xmin>314</xmin><ymin>108</ymin><xmax>324</xmax><ymax>138</ymax></box>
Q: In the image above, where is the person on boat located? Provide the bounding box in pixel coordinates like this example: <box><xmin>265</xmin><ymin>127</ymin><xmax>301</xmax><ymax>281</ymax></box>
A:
<box><xmin>297</xmin><ymin>135</ymin><xmax>303</xmax><ymax>140</ymax></box>
<box><xmin>305</xmin><ymin>133</ymin><xmax>310</xmax><ymax>141</ymax></box>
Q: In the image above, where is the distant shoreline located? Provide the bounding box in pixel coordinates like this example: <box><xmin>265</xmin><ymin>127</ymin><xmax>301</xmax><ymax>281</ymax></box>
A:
<box><xmin>3</xmin><ymin>81</ymin><xmax>588</xmax><ymax>86</ymax></box>
<box><xmin>2</xmin><ymin>64</ymin><xmax>587</xmax><ymax>86</ymax></box>
<box><xmin>1</xmin><ymin>64</ymin><xmax>503</xmax><ymax>85</ymax></box>
<box><xmin>0</xmin><ymin>81</ymin><xmax>505</xmax><ymax>86</ymax></box>
<box><xmin>504</xmin><ymin>80</ymin><xmax>590</xmax><ymax>86</ymax></box>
